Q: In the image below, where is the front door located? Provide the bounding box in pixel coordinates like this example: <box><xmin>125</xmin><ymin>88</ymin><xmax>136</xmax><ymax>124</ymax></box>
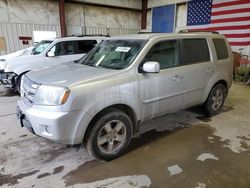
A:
<box><xmin>137</xmin><ymin>40</ymin><xmax>184</xmax><ymax>121</ymax></box>
<box><xmin>44</xmin><ymin>41</ymin><xmax>83</xmax><ymax>67</ymax></box>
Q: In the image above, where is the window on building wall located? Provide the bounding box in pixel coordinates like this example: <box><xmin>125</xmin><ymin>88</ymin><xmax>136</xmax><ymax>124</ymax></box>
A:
<box><xmin>33</xmin><ymin>31</ymin><xmax>57</xmax><ymax>44</ymax></box>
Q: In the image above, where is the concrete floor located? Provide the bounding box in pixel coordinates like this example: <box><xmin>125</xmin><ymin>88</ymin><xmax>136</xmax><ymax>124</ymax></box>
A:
<box><xmin>0</xmin><ymin>82</ymin><xmax>250</xmax><ymax>188</ymax></box>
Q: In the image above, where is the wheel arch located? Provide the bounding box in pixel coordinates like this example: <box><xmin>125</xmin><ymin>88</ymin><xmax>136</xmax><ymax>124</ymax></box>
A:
<box><xmin>82</xmin><ymin>103</ymin><xmax>138</xmax><ymax>144</ymax></box>
<box><xmin>204</xmin><ymin>79</ymin><xmax>228</xmax><ymax>104</ymax></box>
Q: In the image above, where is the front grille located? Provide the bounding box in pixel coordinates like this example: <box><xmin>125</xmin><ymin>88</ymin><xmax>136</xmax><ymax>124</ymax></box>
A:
<box><xmin>21</xmin><ymin>76</ymin><xmax>40</xmax><ymax>105</ymax></box>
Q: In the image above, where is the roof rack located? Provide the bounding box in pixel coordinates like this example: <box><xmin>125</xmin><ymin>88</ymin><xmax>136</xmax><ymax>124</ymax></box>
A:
<box><xmin>68</xmin><ymin>34</ymin><xmax>111</xmax><ymax>37</ymax></box>
<box><xmin>178</xmin><ymin>29</ymin><xmax>219</xmax><ymax>34</ymax></box>
<box><xmin>137</xmin><ymin>32</ymin><xmax>164</xmax><ymax>34</ymax></box>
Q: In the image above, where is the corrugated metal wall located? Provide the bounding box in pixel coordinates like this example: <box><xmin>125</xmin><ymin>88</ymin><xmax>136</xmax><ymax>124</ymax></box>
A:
<box><xmin>0</xmin><ymin>23</ymin><xmax>140</xmax><ymax>55</ymax></box>
<box><xmin>68</xmin><ymin>26</ymin><xmax>140</xmax><ymax>36</ymax></box>
<box><xmin>0</xmin><ymin>23</ymin><xmax>61</xmax><ymax>55</ymax></box>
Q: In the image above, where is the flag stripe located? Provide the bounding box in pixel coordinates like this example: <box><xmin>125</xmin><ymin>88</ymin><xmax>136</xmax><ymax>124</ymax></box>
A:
<box><xmin>211</xmin><ymin>16</ymin><xmax>250</xmax><ymax>24</ymax></box>
<box><xmin>211</xmin><ymin>7</ymin><xmax>250</xmax><ymax>16</ymax></box>
<box><xmin>219</xmin><ymin>29</ymin><xmax>250</xmax><ymax>34</ymax></box>
<box><xmin>211</xmin><ymin>12</ymin><xmax>250</xmax><ymax>20</ymax></box>
<box><xmin>227</xmin><ymin>37</ymin><xmax>250</xmax><ymax>42</ymax></box>
<box><xmin>212</xmin><ymin>0</ymin><xmax>242</xmax><ymax>5</ymax></box>
<box><xmin>229</xmin><ymin>41</ymin><xmax>250</xmax><ymax>46</ymax></box>
<box><xmin>188</xmin><ymin>21</ymin><xmax>250</xmax><ymax>29</ymax></box>
<box><xmin>191</xmin><ymin>24</ymin><xmax>250</xmax><ymax>31</ymax></box>
<box><xmin>224</xmin><ymin>33</ymin><xmax>250</xmax><ymax>38</ymax></box>
<box><xmin>212</xmin><ymin>3</ymin><xmax>250</xmax><ymax>12</ymax></box>
<box><xmin>212</xmin><ymin>0</ymin><xmax>250</xmax><ymax>8</ymax></box>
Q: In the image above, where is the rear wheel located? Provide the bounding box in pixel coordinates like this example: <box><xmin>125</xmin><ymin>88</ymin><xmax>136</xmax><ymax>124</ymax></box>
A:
<box><xmin>86</xmin><ymin>109</ymin><xmax>133</xmax><ymax>161</ymax></box>
<box><xmin>204</xmin><ymin>84</ymin><xmax>227</xmax><ymax>116</ymax></box>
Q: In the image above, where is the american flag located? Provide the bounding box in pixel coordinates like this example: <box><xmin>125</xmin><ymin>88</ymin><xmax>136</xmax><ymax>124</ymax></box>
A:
<box><xmin>187</xmin><ymin>0</ymin><xmax>250</xmax><ymax>54</ymax></box>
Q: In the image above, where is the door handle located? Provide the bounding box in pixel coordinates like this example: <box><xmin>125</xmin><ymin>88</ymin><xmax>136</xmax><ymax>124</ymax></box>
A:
<box><xmin>206</xmin><ymin>67</ymin><xmax>214</xmax><ymax>73</ymax></box>
<box><xmin>172</xmin><ymin>74</ymin><xmax>183</xmax><ymax>81</ymax></box>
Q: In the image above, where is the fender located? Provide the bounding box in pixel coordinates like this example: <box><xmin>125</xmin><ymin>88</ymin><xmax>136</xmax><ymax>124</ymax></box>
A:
<box><xmin>71</xmin><ymin>91</ymin><xmax>141</xmax><ymax>144</ymax></box>
<box><xmin>202</xmin><ymin>71</ymin><xmax>230</xmax><ymax>103</ymax></box>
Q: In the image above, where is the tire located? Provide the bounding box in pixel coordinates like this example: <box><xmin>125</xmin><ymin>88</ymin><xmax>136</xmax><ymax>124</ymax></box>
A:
<box><xmin>16</xmin><ymin>74</ymin><xmax>23</xmax><ymax>93</ymax></box>
<box><xmin>86</xmin><ymin>109</ymin><xmax>133</xmax><ymax>161</ymax></box>
<box><xmin>204</xmin><ymin>84</ymin><xmax>227</xmax><ymax>116</ymax></box>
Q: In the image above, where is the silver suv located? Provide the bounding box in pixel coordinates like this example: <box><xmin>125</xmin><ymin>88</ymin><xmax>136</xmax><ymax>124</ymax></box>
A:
<box><xmin>17</xmin><ymin>32</ymin><xmax>233</xmax><ymax>160</ymax></box>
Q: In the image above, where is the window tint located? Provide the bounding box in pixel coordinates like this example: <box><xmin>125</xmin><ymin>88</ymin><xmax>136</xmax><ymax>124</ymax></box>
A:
<box><xmin>50</xmin><ymin>41</ymin><xmax>75</xmax><ymax>56</ymax></box>
<box><xmin>144</xmin><ymin>40</ymin><xmax>179</xmax><ymax>69</ymax></box>
<box><xmin>76</xmin><ymin>40</ymin><xmax>97</xmax><ymax>54</ymax></box>
<box><xmin>213</xmin><ymin>38</ymin><xmax>229</xmax><ymax>60</ymax></box>
<box><xmin>181</xmin><ymin>39</ymin><xmax>210</xmax><ymax>65</ymax></box>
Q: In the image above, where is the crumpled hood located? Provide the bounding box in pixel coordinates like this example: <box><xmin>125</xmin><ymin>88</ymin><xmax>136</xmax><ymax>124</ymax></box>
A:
<box><xmin>26</xmin><ymin>63</ymin><xmax>117</xmax><ymax>87</ymax></box>
<box><xmin>4</xmin><ymin>55</ymin><xmax>41</xmax><ymax>72</ymax></box>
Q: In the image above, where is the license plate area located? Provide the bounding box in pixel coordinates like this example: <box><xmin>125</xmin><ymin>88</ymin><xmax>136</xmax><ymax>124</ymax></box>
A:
<box><xmin>16</xmin><ymin>107</ymin><xmax>35</xmax><ymax>134</ymax></box>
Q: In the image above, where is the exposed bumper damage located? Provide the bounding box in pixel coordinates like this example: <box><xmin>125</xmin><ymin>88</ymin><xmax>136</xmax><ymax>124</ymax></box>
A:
<box><xmin>0</xmin><ymin>69</ymin><xmax>18</xmax><ymax>89</ymax></box>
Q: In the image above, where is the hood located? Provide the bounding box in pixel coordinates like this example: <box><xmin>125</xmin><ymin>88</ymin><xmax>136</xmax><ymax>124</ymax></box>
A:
<box><xmin>0</xmin><ymin>47</ymin><xmax>33</xmax><ymax>61</ymax></box>
<box><xmin>26</xmin><ymin>63</ymin><xmax>117</xmax><ymax>87</ymax></box>
<box><xmin>4</xmin><ymin>55</ymin><xmax>41</xmax><ymax>72</ymax></box>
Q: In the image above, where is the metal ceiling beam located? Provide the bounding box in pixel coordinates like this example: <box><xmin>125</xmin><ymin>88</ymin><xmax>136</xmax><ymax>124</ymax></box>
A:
<box><xmin>59</xmin><ymin>0</ymin><xmax>67</xmax><ymax>37</ymax></box>
<box><xmin>141</xmin><ymin>0</ymin><xmax>148</xmax><ymax>29</ymax></box>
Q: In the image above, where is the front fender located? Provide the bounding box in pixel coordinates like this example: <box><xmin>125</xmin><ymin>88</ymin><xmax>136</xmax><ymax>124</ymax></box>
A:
<box><xmin>71</xmin><ymin>91</ymin><xmax>141</xmax><ymax>144</ymax></box>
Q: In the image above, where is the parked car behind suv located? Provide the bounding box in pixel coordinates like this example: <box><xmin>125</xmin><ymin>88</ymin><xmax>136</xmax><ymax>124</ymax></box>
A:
<box><xmin>17</xmin><ymin>32</ymin><xmax>233</xmax><ymax>161</ymax></box>
<box><xmin>0</xmin><ymin>36</ymin><xmax>107</xmax><ymax>92</ymax></box>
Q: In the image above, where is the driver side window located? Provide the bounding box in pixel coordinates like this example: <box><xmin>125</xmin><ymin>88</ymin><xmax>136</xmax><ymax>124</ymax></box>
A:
<box><xmin>144</xmin><ymin>40</ymin><xmax>180</xmax><ymax>70</ymax></box>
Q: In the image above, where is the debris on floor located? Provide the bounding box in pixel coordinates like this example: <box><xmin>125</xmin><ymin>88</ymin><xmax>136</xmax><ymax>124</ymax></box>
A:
<box><xmin>195</xmin><ymin>182</ymin><xmax>207</xmax><ymax>188</ymax></box>
<box><xmin>72</xmin><ymin>175</ymin><xmax>151</xmax><ymax>188</ymax></box>
<box><xmin>196</xmin><ymin>153</ymin><xmax>219</xmax><ymax>162</ymax></box>
<box><xmin>167</xmin><ymin>165</ymin><xmax>183</xmax><ymax>176</ymax></box>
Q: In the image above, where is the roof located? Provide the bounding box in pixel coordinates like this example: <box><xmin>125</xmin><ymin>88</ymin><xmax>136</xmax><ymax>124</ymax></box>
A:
<box><xmin>46</xmin><ymin>36</ymin><xmax>109</xmax><ymax>42</ymax></box>
<box><xmin>110</xmin><ymin>32</ymin><xmax>224</xmax><ymax>40</ymax></box>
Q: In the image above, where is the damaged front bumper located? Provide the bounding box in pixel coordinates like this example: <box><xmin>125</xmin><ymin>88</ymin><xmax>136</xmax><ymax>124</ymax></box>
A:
<box><xmin>0</xmin><ymin>69</ymin><xmax>18</xmax><ymax>89</ymax></box>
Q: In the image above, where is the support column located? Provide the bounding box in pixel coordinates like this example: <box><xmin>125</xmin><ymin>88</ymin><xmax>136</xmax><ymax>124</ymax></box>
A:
<box><xmin>141</xmin><ymin>0</ymin><xmax>148</xmax><ymax>30</ymax></box>
<box><xmin>59</xmin><ymin>0</ymin><xmax>67</xmax><ymax>37</ymax></box>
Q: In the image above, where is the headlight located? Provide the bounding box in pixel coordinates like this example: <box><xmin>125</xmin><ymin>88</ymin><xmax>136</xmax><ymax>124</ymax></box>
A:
<box><xmin>34</xmin><ymin>85</ymin><xmax>70</xmax><ymax>106</ymax></box>
<box><xmin>0</xmin><ymin>59</ymin><xmax>7</xmax><ymax>69</ymax></box>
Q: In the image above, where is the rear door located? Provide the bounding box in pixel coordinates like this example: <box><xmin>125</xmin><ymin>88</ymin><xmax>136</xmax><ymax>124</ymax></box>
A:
<box><xmin>180</xmin><ymin>38</ymin><xmax>214</xmax><ymax>108</ymax></box>
<box><xmin>137</xmin><ymin>39</ymin><xmax>184</xmax><ymax>121</ymax></box>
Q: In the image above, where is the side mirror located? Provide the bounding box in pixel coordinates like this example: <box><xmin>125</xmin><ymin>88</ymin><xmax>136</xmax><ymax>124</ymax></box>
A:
<box><xmin>47</xmin><ymin>51</ymin><xmax>55</xmax><ymax>57</ymax></box>
<box><xmin>142</xmin><ymin>61</ymin><xmax>160</xmax><ymax>73</ymax></box>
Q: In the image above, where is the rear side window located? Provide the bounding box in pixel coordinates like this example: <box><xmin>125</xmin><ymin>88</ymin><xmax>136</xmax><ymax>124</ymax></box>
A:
<box><xmin>213</xmin><ymin>38</ymin><xmax>229</xmax><ymax>60</ymax></box>
<box><xmin>75</xmin><ymin>40</ymin><xmax>97</xmax><ymax>54</ymax></box>
<box><xmin>181</xmin><ymin>39</ymin><xmax>210</xmax><ymax>65</ymax></box>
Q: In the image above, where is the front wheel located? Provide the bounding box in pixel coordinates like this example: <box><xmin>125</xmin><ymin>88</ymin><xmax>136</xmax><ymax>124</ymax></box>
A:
<box><xmin>204</xmin><ymin>84</ymin><xmax>227</xmax><ymax>116</ymax></box>
<box><xmin>86</xmin><ymin>109</ymin><xmax>133</xmax><ymax>161</ymax></box>
<box><xmin>16</xmin><ymin>74</ymin><xmax>23</xmax><ymax>93</ymax></box>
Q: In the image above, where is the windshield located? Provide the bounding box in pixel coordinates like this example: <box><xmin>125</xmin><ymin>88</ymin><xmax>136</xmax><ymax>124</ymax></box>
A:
<box><xmin>81</xmin><ymin>39</ymin><xmax>147</xmax><ymax>70</ymax></box>
<box><xmin>32</xmin><ymin>40</ymin><xmax>52</xmax><ymax>55</ymax></box>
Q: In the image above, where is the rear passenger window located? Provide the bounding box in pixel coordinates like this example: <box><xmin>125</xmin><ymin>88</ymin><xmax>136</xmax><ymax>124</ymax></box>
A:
<box><xmin>213</xmin><ymin>39</ymin><xmax>229</xmax><ymax>60</ymax></box>
<box><xmin>75</xmin><ymin>40</ymin><xmax>97</xmax><ymax>54</ymax></box>
<box><xmin>181</xmin><ymin>39</ymin><xmax>210</xmax><ymax>65</ymax></box>
<box><xmin>144</xmin><ymin>40</ymin><xmax>180</xmax><ymax>70</ymax></box>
